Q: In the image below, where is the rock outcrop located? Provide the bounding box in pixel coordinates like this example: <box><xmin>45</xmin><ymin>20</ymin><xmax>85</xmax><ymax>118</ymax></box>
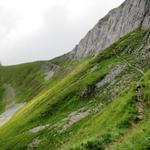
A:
<box><xmin>68</xmin><ymin>0</ymin><xmax>150</xmax><ymax>59</ymax></box>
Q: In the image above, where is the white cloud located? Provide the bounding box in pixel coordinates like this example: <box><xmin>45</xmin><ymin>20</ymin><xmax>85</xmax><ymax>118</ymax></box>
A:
<box><xmin>0</xmin><ymin>0</ymin><xmax>124</xmax><ymax>65</ymax></box>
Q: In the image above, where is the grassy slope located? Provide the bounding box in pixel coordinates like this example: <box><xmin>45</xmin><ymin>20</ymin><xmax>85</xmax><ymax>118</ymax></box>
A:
<box><xmin>0</xmin><ymin>61</ymin><xmax>44</xmax><ymax>102</ymax></box>
<box><xmin>0</xmin><ymin>56</ymin><xmax>77</xmax><ymax>113</ymax></box>
<box><xmin>110</xmin><ymin>70</ymin><xmax>150</xmax><ymax>150</ymax></box>
<box><xmin>0</xmin><ymin>29</ymin><xmax>149</xmax><ymax>150</ymax></box>
<box><xmin>65</xmin><ymin>71</ymin><xmax>150</xmax><ymax>150</ymax></box>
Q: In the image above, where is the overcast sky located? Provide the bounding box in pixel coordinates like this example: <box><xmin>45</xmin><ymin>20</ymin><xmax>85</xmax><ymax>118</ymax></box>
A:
<box><xmin>0</xmin><ymin>0</ymin><xmax>124</xmax><ymax>65</ymax></box>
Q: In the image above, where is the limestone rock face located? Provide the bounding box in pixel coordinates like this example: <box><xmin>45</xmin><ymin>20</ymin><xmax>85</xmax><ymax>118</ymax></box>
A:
<box><xmin>68</xmin><ymin>0</ymin><xmax>150</xmax><ymax>59</ymax></box>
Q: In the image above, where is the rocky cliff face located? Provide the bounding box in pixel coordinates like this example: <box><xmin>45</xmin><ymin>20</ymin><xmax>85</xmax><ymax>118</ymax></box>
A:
<box><xmin>68</xmin><ymin>0</ymin><xmax>150</xmax><ymax>59</ymax></box>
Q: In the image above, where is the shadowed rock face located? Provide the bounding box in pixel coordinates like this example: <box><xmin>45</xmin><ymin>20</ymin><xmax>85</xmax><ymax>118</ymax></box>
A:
<box><xmin>68</xmin><ymin>0</ymin><xmax>150</xmax><ymax>59</ymax></box>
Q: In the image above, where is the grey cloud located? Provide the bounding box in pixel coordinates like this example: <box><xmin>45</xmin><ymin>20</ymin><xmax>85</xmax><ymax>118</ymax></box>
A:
<box><xmin>0</xmin><ymin>0</ymin><xmax>124</xmax><ymax>65</ymax></box>
<box><xmin>0</xmin><ymin>6</ymin><xmax>17</xmax><ymax>40</ymax></box>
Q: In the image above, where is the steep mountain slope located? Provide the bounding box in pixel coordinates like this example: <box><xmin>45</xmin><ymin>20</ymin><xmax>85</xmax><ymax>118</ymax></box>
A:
<box><xmin>0</xmin><ymin>0</ymin><xmax>150</xmax><ymax>149</ymax></box>
<box><xmin>68</xmin><ymin>0</ymin><xmax>150</xmax><ymax>59</ymax></box>
<box><xmin>0</xmin><ymin>29</ymin><xmax>149</xmax><ymax>150</ymax></box>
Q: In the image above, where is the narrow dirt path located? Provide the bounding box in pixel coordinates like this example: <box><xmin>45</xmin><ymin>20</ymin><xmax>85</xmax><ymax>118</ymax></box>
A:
<box><xmin>107</xmin><ymin>82</ymin><xmax>145</xmax><ymax>150</ymax></box>
<box><xmin>114</xmin><ymin>50</ymin><xmax>145</xmax><ymax>118</ymax></box>
<box><xmin>136</xmin><ymin>83</ymin><xmax>145</xmax><ymax>119</ymax></box>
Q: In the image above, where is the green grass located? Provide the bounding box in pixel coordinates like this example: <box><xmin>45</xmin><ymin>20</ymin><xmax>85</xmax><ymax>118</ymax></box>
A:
<box><xmin>0</xmin><ymin>29</ymin><xmax>149</xmax><ymax>150</ymax></box>
<box><xmin>0</xmin><ymin>56</ymin><xmax>77</xmax><ymax>113</ymax></box>
<box><xmin>109</xmin><ymin>70</ymin><xmax>150</xmax><ymax>150</ymax></box>
<box><xmin>64</xmin><ymin>85</ymin><xmax>137</xmax><ymax>149</ymax></box>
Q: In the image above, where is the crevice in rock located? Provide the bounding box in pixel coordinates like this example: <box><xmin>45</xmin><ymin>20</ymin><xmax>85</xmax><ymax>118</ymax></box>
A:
<box><xmin>139</xmin><ymin>0</ymin><xmax>150</xmax><ymax>28</ymax></box>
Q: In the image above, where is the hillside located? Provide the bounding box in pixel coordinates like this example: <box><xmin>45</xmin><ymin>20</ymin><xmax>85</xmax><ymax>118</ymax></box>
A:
<box><xmin>0</xmin><ymin>56</ymin><xmax>77</xmax><ymax>113</ymax></box>
<box><xmin>0</xmin><ymin>29</ymin><xmax>149</xmax><ymax>150</ymax></box>
<box><xmin>0</xmin><ymin>0</ymin><xmax>150</xmax><ymax>149</ymax></box>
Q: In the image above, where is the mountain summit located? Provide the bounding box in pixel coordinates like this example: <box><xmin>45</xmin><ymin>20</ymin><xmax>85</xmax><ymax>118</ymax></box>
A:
<box><xmin>68</xmin><ymin>0</ymin><xmax>150</xmax><ymax>59</ymax></box>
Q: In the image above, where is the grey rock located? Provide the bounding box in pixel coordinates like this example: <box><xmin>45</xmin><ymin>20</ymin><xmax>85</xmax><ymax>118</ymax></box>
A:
<box><xmin>68</xmin><ymin>0</ymin><xmax>150</xmax><ymax>59</ymax></box>
<box><xmin>28</xmin><ymin>139</ymin><xmax>41</xmax><ymax>150</ymax></box>
<box><xmin>44</xmin><ymin>70</ymin><xmax>55</xmax><ymax>81</ymax></box>
<box><xmin>29</xmin><ymin>124</ymin><xmax>49</xmax><ymax>133</ymax></box>
<box><xmin>62</xmin><ymin>110</ymin><xmax>89</xmax><ymax>131</ymax></box>
<box><xmin>87</xmin><ymin>66</ymin><xmax>98</xmax><ymax>73</ymax></box>
<box><xmin>41</xmin><ymin>62</ymin><xmax>60</xmax><ymax>81</ymax></box>
<box><xmin>96</xmin><ymin>64</ymin><xmax>127</xmax><ymax>88</ymax></box>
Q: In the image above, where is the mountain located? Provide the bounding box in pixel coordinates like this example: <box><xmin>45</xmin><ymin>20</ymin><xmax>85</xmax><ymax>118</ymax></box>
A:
<box><xmin>68</xmin><ymin>0</ymin><xmax>150</xmax><ymax>59</ymax></box>
<box><xmin>0</xmin><ymin>0</ymin><xmax>150</xmax><ymax>150</ymax></box>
